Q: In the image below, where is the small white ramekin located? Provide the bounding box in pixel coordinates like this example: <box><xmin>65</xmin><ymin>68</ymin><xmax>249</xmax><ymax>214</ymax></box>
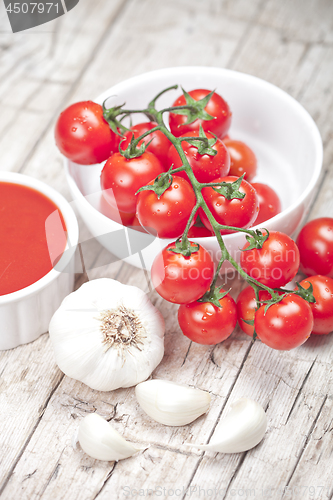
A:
<box><xmin>0</xmin><ymin>172</ymin><xmax>78</xmax><ymax>350</ymax></box>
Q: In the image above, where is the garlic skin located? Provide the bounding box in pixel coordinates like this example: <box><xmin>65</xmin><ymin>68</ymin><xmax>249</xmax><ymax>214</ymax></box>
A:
<box><xmin>49</xmin><ymin>279</ymin><xmax>165</xmax><ymax>391</ymax></box>
<box><xmin>135</xmin><ymin>379</ymin><xmax>211</xmax><ymax>426</ymax></box>
<box><xmin>78</xmin><ymin>413</ymin><xmax>142</xmax><ymax>461</ymax></box>
<box><xmin>185</xmin><ymin>398</ymin><xmax>267</xmax><ymax>453</ymax></box>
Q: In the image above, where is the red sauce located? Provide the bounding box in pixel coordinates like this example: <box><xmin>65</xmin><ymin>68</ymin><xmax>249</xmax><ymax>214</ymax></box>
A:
<box><xmin>0</xmin><ymin>182</ymin><xmax>67</xmax><ymax>296</ymax></box>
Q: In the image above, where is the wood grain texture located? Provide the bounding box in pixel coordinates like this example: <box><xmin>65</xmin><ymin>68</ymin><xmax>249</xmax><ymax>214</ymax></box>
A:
<box><xmin>0</xmin><ymin>0</ymin><xmax>332</xmax><ymax>498</ymax></box>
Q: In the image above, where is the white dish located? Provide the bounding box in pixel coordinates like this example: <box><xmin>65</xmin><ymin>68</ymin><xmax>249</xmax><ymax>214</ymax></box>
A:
<box><xmin>64</xmin><ymin>67</ymin><xmax>323</xmax><ymax>271</ymax></box>
<box><xmin>0</xmin><ymin>172</ymin><xmax>78</xmax><ymax>350</ymax></box>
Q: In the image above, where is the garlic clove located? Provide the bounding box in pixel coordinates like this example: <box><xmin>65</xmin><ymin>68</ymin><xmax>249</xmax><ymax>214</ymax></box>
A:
<box><xmin>185</xmin><ymin>398</ymin><xmax>267</xmax><ymax>453</ymax></box>
<box><xmin>135</xmin><ymin>379</ymin><xmax>211</xmax><ymax>426</ymax></box>
<box><xmin>78</xmin><ymin>413</ymin><xmax>143</xmax><ymax>461</ymax></box>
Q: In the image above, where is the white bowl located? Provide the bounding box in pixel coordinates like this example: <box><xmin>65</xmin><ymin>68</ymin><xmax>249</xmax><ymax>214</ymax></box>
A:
<box><xmin>65</xmin><ymin>67</ymin><xmax>323</xmax><ymax>272</ymax></box>
<box><xmin>0</xmin><ymin>173</ymin><xmax>78</xmax><ymax>350</ymax></box>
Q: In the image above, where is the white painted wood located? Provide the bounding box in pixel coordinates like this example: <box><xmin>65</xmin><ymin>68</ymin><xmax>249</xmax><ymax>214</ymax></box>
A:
<box><xmin>0</xmin><ymin>0</ymin><xmax>333</xmax><ymax>498</ymax></box>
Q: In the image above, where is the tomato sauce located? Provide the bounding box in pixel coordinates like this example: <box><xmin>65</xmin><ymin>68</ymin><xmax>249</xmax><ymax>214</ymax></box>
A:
<box><xmin>0</xmin><ymin>182</ymin><xmax>67</xmax><ymax>296</ymax></box>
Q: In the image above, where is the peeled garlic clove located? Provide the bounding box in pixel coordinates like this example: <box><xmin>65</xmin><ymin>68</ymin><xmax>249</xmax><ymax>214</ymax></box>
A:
<box><xmin>78</xmin><ymin>413</ymin><xmax>142</xmax><ymax>461</ymax></box>
<box><xmin>135</xmin><ymin>379</ymin><xmax>211</xmax><ymax>426</ymax></box>
<box><xmin>185</xmin><ymin>398</ymin><xmax>267</xmax><ymax>453</ymax></box>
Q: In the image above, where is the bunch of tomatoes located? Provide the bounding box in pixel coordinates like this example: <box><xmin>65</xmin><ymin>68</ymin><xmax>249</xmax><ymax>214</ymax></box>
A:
<box><xmin>55</xmin><ymin>86</ymin><xmax>333</xmax><ymax>351</ymax></box>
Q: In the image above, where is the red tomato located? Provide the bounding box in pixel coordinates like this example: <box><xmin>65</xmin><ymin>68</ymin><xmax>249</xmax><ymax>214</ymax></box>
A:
<box><xmin>223</xmin><ymin>139</ymin><xmax>257</xmax><ymax>181</ymax></box>
<box><xmin>178</xmin><ymin>289</ymin><xmax>237</xmax><ymax>345</ymax></box>
<box><xmin>55</xmin><ymin>101</ymin><xmax>118</xmax><ymax>165</ymax></box>
<box><xmin>127</xmin><ymin>214</ymin><xmax>149</xmax><ymax>233</ymax></box>
<box><xmin>251</xmin><ymin>183</ymin><xmax>281</xmax><ymax>226</ymax></box>
<box><xmin>236</xmin><ymin>286</ymin><xmax>272</xmax><ymax>336</ymax></box>
<box><xmin>151</xmin><ymin>242</ymin><xmax>214</xmax><ymax>304</ymax></box>
<box><xmin>167</xmin><ymin>131</ymin><xmax>230</xmax><ymax>183</ymax></box>
<box><xmin>120</xmin><ymin>122</ymin><xmax>171</xmax><ymax>169</ymax></box>
<box><xmin>136</xmin><ymin>176</ymin><xmax>196</xmax><ymax>239</ymax></box>
<box><xmin>254</xmin><ymin>294</ymin><xmax>313</xmax><ymax>350</ymax></box>
<box><xmin>169</xmin><ymin>89</ymin><xmax>231</xmax><ymax>138</ymax></box>
<box><xmin>100</xmin><ymin>151</ymin><xmax>164</xmax><ymax>213</ymax></box>
<box><xmin>240</xmin><ymin>231</ymin><xmax>300</xmax><ymax>288</ymax></box>
<box><xmin>187</xmin><ymin>225</ymin><xmax>213</xmax><ymax>238</ymax></box>
<box><xmin>200</xmin><ymin>176</ymin><xmax>259</xmax><ymax>234</ymax></box>
<box><xmin>296</xmin><ymin>218</ymin><xmax>333</xmax><ymax>278</ymax></box>
<box><xmin>99</xmin><ymin>194</ymin><xmax>135</xmax><ymax>226</ymax></box>
<box><xmin>298</xmin><ymin>276</ymin><xmax>333</xmax><ymax>335</ymax></box>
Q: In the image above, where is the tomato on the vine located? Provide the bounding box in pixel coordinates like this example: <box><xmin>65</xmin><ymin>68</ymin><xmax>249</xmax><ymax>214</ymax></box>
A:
<box><xmin>199</xmin><ymin>176</ymin><xmax>259</xmax><ymax>234</ymax></box>
<box><xmin>99</xmin><ymin>194</ymin><xmax>136</xmax><ymax>226</ymax></box>
<box><xmin>167</xmin><ymin>131</ymin><xmax>230</xmax><ymax>183</ymax></box>
<box><xmin>55</xmin><ymin>101</ymin><xmax>118</xmax><ymax>165</ymax></box>
<box><xmin>178</xmin><ymin>289</ymin><xmax>237</xmax><ymax>345</ymax></box>
<box><xmin>223</xmin><ymin>139</ymin><xmax>257</xmax><ymax>181</ymax></box>
<box><xmin>251</xmin><ymin>183</ymin><xmax>281</xmax><ymax>226</ymax></box>
<box><xmin>236</xmin><ymin>286</ymin><xmax>272</xmax><ymax>336</ymax></box>
<box><xmin>296</xmin><ymin>218</ymin><xmax>333</xmax><ymax>278</ymax></box>
<box><xmin>169</xmin><ymin>89</ymin><xmax>231</xmax><ymax>138</ymax></box>
<box><xmin>254</xmin><ymin>294</ymin><xmax>313</xmax><ymax>350</ymax></box>
<box><xmin>151</xmin><ymin>242</ymin><xmax>214</xmax><ymax>304</ymax></box>
<box><xmin>100</xmin><ymin>151</ymin><xmax>164</xmax><ymax>213</ymax></box>
<box><xmin>136</xmin><ymin>176</ymin><xmax>196</xmax><ymax>239</ymax></box>
<box><xmin>187</xmin><ymin>225</ymin><xmax>213</xmax><ymax>238</ymax></box>
<box><xmin>240</xmin><ymin>231</ymin><xmax>300</xmax><ymax>288</ymax></box>
<box><xmin>120</xmin><ymin>122</ymin><xmax>171</xmax><ymax>169</ymax></box>
<box><xmin>298</xmin><ymin>275</ymin><xmax>333</xmax><ymax>335</ymax></box>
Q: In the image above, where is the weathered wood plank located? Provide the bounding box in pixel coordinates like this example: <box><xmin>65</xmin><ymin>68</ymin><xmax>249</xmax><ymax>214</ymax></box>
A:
<box><xmin>1</xmin><ymin>0</ymin><xmax>333</xmax><ymax>498</ymax></box>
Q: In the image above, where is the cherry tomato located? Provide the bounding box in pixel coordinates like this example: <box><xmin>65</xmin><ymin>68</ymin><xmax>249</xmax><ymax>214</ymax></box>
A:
<box><xmin>296</xmin><ymin>218</ymin><xmax>333</xmax><ymax>278</ymax></box>
<box><xmin>169</xmin><ymin>89</ymin><xmax>231</xmax><ymax>138</ymax></box>
<box><xmin>178</xmin><ymin>289</ymin><xmax>237</xmax><ymax>345</ymax></box>
<box><xmin>100</xmin><ymin>151</ymin><xmax>164</xmax><ymax>213</ymax></box>
<box><xmin>136</xmin><ymin>176</ymin><xmax>196</xmax><ymax>239</ymax></box>
<box><xmin>55</xmin><ymin>101</ymin><xmax>118</xmax><ymax>165</ymax></box>
<box><xmin>223</xmin><ymin>139</ymin><xmax>257</xmax><ymax>181</ymax></box>
<box><xmin>200</xmin><ymin>176</ymin><xmax>259</xmax><ymax>234</ymax></box>
<box><xmin>187</xmin><ymin>225</ymin><xmax>213</xmax><ymax>238</ymax></box>
<box><xmin>120</xmin><ymin>122</ymin><xmax>171</xmax><ymax>169</ymax></box>
<box><xmin>254</xmin><ymin>294</ymin><xmax>313</xmax><ymax>350</ymax></box>
<box><xmin>167</xmin><ymin>131</ymin><xmax>230</xmax><ymax>183</ymax></box>
<box><xmin>298</xmin><ymin>276</ymin><xmax>333</xmax><ymax>335</ymax></box>
<box><xmin>251</xmin><ymin>182</ymin><xmax>281</xmax><ymax>226</ymax></box>
<box><xmin>240</xmin><ymin>231</ymin><xmax>300</xmax><ymax>288</ymax></box>
<box><xmin>127</xmin><ymin>214</ymin><xmax>148</xmax><ymax>233</ymax></box>
<box><xmin>99</xmin><ymin>194</ymin><xmax>135</xmax><ymax>226</ymax></box>
<box><xmin>151</xmin><ymin>242</ymin><xmax>214</xmax><ymax>304</ymax></box>
<box><xmin>236</xmin><ymin>286</ymin><xmax>273</xmax><ymax>336</ymax></box>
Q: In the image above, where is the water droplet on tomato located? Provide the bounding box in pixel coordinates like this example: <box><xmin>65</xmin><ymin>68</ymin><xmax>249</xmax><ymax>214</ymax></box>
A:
<box><xmin>167</xmin><ymin>211</ymin><xmax>171</xmax><ymax>216</ymax></box>
<box><xmin>202</xmin><ymin>329</ymin><xmax>207</xmax><ymax>334</ymax></box>
<box><xmin>72</xmin><ymin>127</ymin><xmax>77</xmax><ymax>132</ymax></box>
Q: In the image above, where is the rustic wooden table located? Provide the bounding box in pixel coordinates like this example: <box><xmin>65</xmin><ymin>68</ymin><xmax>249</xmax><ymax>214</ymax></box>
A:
<box><xmin>1</xmin><ymin>0</ymin><xmax>333</xmax><ymax>499</ymax></box>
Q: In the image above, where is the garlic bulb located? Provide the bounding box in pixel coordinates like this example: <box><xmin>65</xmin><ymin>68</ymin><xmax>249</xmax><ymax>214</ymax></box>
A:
<box><xmin>135</xmin><ymin>379</ymin><xmax>211</xmax><ymax>426</ymax></box>
<box><xmin>78</xmin><ymin>413</ymin><xmax>143</xmax><ymax>461</ymax></box>
<box><xmin>49</xmin><ymin>279</ymin><xmax>165</xmax><ymax>391</ymax></box>
<box><xmin>185</xmin><ymin>398</ymin><xmax>267</xmax><ymax>453</ymax></box>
